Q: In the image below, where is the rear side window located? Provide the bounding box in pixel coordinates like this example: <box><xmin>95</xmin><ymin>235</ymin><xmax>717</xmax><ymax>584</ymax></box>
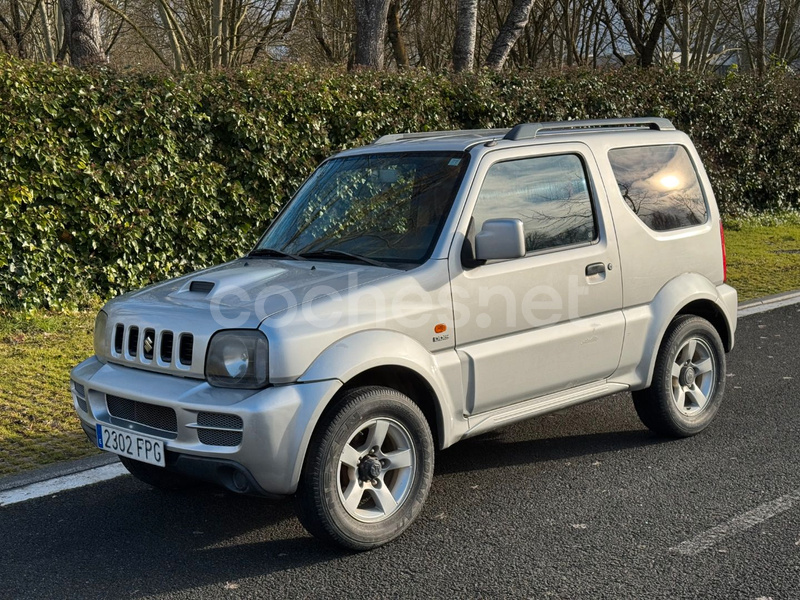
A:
<box><xmin>608</xmin><ymin>145</ymin><xmax>707</xmax><ymax>231</ymax></box>
<box><xmin>472</xmin><ymin>154</ymin><xmax>597</xmax><ymax>253</ymax></box>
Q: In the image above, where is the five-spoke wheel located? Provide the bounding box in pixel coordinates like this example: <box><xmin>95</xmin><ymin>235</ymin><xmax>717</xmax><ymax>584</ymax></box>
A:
<box><xmin>337</xmin><ymin>418</ymin><xmax>416</xmax><ymax>523</ymax></box>
<box><xmin>633</xmin><ymin>315</ymin><xmax>726</xmax><ymax>437</ymax></box>
<box><xmin>297</xmin><ymin>386</ymin><xmax>434</xmax><ymax>550</ymax></box>
<box><xmin>670</xmin><ymin>336</ymin><xmax>716</xmax><ymax>415</ymax></box>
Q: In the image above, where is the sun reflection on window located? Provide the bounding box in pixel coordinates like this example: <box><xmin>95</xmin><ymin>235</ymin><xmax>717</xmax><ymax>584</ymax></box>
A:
<box><xmin>660</xmin><ymin>175</ymin><xmax>680</xmax><ymax>189</ymax></box>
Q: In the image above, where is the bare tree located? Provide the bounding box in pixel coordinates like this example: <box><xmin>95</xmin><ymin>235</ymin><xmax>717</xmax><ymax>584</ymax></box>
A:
<box><xmin>485</xmin><ymin>0</ymin><xmax>537</xmax><ymax>71</ymax></box>
<box><xmin>353</xmin><ymin>0</ymin><xmax>391</xmax><ymax>67</ymax></box>
<box><xmin>611</xmin><ymin>0</ymin><xmax>677</xmax><ymax>66</ymax></box>
<box><xmin>59</xmin><ymin>0</ymin><xmax>107</xmax><ymax>65</ymax></box>
<box><xmin>388</xmin><ymin>0</ymin><xmax>409</xmax><ymax>67</ymax></box>
<box><xmin>453</xmin><ymin>0</ymin><xmax>478</xmax><ymax>71</ymax></box>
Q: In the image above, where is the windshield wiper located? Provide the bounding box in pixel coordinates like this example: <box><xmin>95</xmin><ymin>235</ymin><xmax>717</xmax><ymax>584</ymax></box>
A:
<box><xmin>300</xmin><ymin>249</ymin><xmax>390</xmax><ymax>268</ymax></box>
<box><xmin>247</xmin><ymin>247</ymin><xmax>306</xmax><ymax>260</ymax></box>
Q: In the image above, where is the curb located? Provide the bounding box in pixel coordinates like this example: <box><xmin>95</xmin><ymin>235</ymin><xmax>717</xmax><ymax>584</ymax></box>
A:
<box><xmin>738</xmin><ymin>289</ymin><xmax>800</xmax><ymax>316</ymax></box>
<box><xmin>0</xmin><ymin>452</ymin><xmax>118</xmax><ymax>493</ymax></box>
<box><xmin>2</xmin><ymin>288</ymin><xmax>800</xmax><ymax>494</ymax></box>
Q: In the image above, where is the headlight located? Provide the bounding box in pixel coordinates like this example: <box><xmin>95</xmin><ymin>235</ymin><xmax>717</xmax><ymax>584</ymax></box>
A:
<box><xmin>205</xmin><ymin>330</ymin><xmax>269</xmax><ymax>389</ymax></box>
<box><xmin>93</xmin><ymin>310</ymin><xmax>109</xmax><ymax>360</ymax></box>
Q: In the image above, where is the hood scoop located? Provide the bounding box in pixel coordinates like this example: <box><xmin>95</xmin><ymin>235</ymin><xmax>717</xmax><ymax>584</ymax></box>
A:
<box><xmin>189</xmin><ymin>280</ymin><xmax>215</xmax><ymax>294</ymax></box>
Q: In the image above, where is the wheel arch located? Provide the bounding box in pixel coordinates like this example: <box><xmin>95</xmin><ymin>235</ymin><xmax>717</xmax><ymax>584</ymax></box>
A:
<box><xmin>632</xmin><ymin>274</ymin><xmax>734</xmax><ymax>389</ymax></box>
<box><xmin>288</xmin><ymin>330</ymin><xmax>460</xmax><ymax>492</ymax></box>
<box><xmin>677</xmin><ymin>299</ymin><xmax>732</xmax><ymax>352</ymax></box>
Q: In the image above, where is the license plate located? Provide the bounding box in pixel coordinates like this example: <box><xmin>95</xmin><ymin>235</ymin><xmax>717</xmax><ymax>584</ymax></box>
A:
<box><xmin>96</xmin><ymin>424</ymin><xmax>166</xmax><ymax>467</ymax></box>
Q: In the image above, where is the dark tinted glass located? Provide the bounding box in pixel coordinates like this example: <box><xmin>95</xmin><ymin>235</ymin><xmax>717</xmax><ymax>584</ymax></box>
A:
<box><xmin>608</xmin><ymin>145</ymin><xmax>707</xmax><ymax>231</ymax></box>
<box><xmin>472</xmin><ymin>154</ymin><xmax>596</xmax><ymax>253</ymax></box>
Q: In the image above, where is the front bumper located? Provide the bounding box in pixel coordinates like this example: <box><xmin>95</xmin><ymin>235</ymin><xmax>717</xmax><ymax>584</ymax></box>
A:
<box><xmin>70</xmin><ymin>357</ymin><xmax>342</xmax><ymax>496</ymax></box>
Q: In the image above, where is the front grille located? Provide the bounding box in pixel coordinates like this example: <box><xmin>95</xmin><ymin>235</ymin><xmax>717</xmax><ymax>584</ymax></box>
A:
<box><xmin>160</xmin><ymin>331</ymin><xmax>174</xmax><ymax>363</ymax></box>
<box><xmin>114</xmin><ymin>324</ymin><xmax>124</xmax><ymax>354</ymax></box>
<box><xmin>128</xmin><ymin>327</ymin><xmax>139</xmax><ymax>357</ymax></box>
<box><xmin>142</xmin><ymin>328</ymin><xmax>155</xmax><ymax>360</ymax></box>
<box><xmin>111</xmin><ymin>323</ymin><xmax>194</xmax><ymax>369</ymax></box>
<box><xmin>198</xmin><ymin>429</ymin><xmax>243</xmax><ymax>447</ymax></box>
<box><xmin>197</xmin><ymin>411</ymin><xmax>243</xmax><ymax>447</ymax></box>
<box><xmin>179</xmin><ymin>334</ymin><xmax>193</xmax><ymax>366</ymax></box>
<box><xmin>106</xmin><ymin>394</ymin><xmax>177</xmax><ymax>433</ymax></box>
<box><xmin>198</xmin><ymin>412</ymin><xmax>243</xmax><ymax>429</ymax></box>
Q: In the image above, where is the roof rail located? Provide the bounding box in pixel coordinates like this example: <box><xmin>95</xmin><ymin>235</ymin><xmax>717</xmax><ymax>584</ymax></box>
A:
<box><xmin>503</xmin><ymin>117</ymin><xmax>676</xmax><ymax>141</ymax></box>
<box><xmin>373</xmin><ymin>129</ymin><xmax>507</xmax><ymax>145</ymax></box>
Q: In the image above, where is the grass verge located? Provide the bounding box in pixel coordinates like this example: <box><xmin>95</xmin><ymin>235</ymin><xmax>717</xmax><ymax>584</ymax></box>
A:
<box><xmin>724</xmin><ymin>215</ymin><xmax>800</xmax><ymax>301</ymax></box>
<box><xmin>0</xmin><ymin>216</ymin><xmax>799</xmax><ymax>477</ymax></box>
<box><xmin>0</xmin><ymin>310</ymin><xmax>99</xmax><ymax>476</ymax></box>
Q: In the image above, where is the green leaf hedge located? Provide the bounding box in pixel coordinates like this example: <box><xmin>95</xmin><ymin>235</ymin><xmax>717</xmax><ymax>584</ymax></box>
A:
<box><xmin>2</xmin><ymin>55</ymin><xmax>799</xmax><ymax>308</ymax></box>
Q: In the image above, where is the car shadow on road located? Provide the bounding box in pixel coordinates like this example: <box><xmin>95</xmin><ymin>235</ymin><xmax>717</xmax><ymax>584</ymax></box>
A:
<box><xmin>435</xmin><ymin>427</ymin><xmax>663</xmax><ymax>476</ymax></box>
<box><xmin>1</xmin><ymin>476</ymin><xmax>350</xmax><ymax>598</ymax></box>
<box><xmin>1</xmin><ymin>394</ymin><xmax>672</xmax><ymax>598</ymax></box>
<box><xmin>435</xmin><ymin>392</ymin><xmax>665</xmax><ymax>476</ymax></box>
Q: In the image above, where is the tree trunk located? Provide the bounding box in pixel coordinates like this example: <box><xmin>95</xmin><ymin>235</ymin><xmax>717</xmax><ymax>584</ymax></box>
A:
<box><xmin>9</xmin><ymin>0</ymin><xmax>28</xmax><ymax>58</ymax></box>
<box><xmin>679</xmin><ymin>0</ymin><xmax>689</xmax><ymax>70</ymax></box>
<box><xmin>60</xmin><ymin>0</ymin><xmax>107</xmax><ymax>66</ymax></box>
<box><xmin>612</xmin><ymin>0</ymin><xmax>675</xmax><ymax>67</ymax></box>
<box><xmin>773</xmin><ymin>0</ymin><xmax>799</xmax><ymax>62</ymax></box>
<box><xmin>353</xmin><ymin>0</ymin><xmax>392</xmax><ymax>69</ymax></box>
<box><xmin>453</xmin><ymin>0</ymin><xmax>478</xmax><ymax>72</ymax></box>
<box><xmin>754</xmin><ymin>0</ymin><xmax>766</xmax><ymax>74</ymax></box>
<box><xmin>387</xmin><ymin>0</ymin><xmax>409</xmax><ymax>68</ymax></box>
<box><xmin>39</xmin><ymin>0</ymin><xmax>56</xmax><ymax>61</ymax></box>
<box><xmin>485</xmin><ymin>0</ymin><xmax>537</xmax><ymax>72</ymax></box>
<box><xmin>211</xmin><ymin>0</ymin><xmax>224</xmax><ymax>68</ymax></box>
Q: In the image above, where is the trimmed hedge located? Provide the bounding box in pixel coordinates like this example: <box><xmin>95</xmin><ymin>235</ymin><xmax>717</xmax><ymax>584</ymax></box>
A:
<box><xmin>1</xmin><ymin>55</ymin><xmax>799</xmax><ymax>308</ymax></box>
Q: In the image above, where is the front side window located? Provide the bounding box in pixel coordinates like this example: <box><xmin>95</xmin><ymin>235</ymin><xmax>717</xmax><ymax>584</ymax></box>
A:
<box><xmin>472</xmin><ymin>153</ymin><xmax>597</xmax><ymax>253</ymax></box>
<box><xmin>608</xmin><ymin>145</ymin><xmax>708</xmax><ymax>231</ymax></box>
<box><xmin>255</xmin><ymin>152</ymin><xmax>469</xmax><ymax>267</ymax></box>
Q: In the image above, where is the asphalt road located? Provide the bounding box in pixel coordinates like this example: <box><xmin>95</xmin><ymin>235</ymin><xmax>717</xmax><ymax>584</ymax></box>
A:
<box><xmin>1</xmin><ymin>304</ymin><xmax>799</xmax><ymax>599</ymax></box>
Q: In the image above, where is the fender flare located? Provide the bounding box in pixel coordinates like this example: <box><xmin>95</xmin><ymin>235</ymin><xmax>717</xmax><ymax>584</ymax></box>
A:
<box><xmin>287</xmin><ymin>330</ymin><xmax>460</xmax><ymax>488</ymax></box>
<box><xmin>635</xmin><ymin>273</ymin><xmax>732</xmax><ymax>388</ymax></box>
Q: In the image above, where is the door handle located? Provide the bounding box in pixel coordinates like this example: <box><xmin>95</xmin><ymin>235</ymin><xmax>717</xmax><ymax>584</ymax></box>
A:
<box><xmin>585</xmin><ymin>262</ymin><xmax>606</xmax><ymax>277</ymax></box>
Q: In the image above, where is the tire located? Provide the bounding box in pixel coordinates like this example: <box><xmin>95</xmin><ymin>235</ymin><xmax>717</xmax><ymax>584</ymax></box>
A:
<box><xmin>296</xmin><ymin>386</ymin><xmax>434</xmax><ymax>551</ymax></box>
<box><xmin>119</xmin><ymin>456</ymin><xmax>197</xmax><ymax>490</ymax></box>
<box><xmin>633</xmin><ymin>315</ymin><xmax>726</xmax><ymax>438</ymax></box>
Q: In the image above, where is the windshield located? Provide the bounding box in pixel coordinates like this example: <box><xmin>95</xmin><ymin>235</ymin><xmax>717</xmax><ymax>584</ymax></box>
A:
<box><xmin>254</xmin><ymin>151</ymin><xmax>470</xmax><ymax>267</ymax></box>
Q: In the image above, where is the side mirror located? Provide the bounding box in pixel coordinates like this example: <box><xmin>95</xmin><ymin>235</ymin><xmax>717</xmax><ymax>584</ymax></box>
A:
<box><xmin>475</xmin><ymin>219</ymin><xmax>526</xmax><ymax>261</ymax></box>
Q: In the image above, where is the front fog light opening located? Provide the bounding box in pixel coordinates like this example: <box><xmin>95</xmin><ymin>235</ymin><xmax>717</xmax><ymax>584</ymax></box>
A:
<box><xmin>205</xmin><ymin>330</ymin><xmax>268</xmax><ymax>389</ymax></box>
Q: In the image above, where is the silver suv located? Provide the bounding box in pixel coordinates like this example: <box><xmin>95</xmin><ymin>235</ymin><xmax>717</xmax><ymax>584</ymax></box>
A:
<box><xmin>71</xmin><ymin>118</ymin><xmax>737</xmax><ymax>550</ymax></box>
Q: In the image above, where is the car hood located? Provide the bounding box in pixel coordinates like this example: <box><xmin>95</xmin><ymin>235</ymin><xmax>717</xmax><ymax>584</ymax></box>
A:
<box><xmin>105</xmin><ymin>258</ymin><xmax>396</xmax><ymax>327</ymax></box>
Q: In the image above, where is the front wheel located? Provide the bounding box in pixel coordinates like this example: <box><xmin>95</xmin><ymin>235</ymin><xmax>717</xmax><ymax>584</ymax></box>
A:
<box><xmin>296</xmin><ymin>386</ymin><xmax>434</xmax><ymax>551</ymax></box>
<box><xmin>633</xmin><ymin>315</ymin><xmax>726</xmax><ymax>437</ymax></box>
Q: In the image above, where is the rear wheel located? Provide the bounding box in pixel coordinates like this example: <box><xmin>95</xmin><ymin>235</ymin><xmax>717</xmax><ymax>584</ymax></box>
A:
<box><xmin>119</xmin><ymin>456</ymin><xmax>197</xmax><ymax>490</ymax></box>
<box><xmin>296</xmin><ymin>386</ymin><xmax>434</xmax><ymax>551</ymax></box>
<box><xmin>633</xmin><ymin>315</ymin><xmax>726</xmax><ymax>437</ymax></box>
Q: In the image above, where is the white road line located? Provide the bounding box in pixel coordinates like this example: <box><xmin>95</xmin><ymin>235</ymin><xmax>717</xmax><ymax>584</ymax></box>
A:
<box><xmin>0</xmin><ymin>463</ymin><xmax>127</xmax><ymax>507</ymax></box>
<box><xmin>671</xmin><ymin>490</ymin><xmax>800</xmax><ymax>556</ymax></box>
